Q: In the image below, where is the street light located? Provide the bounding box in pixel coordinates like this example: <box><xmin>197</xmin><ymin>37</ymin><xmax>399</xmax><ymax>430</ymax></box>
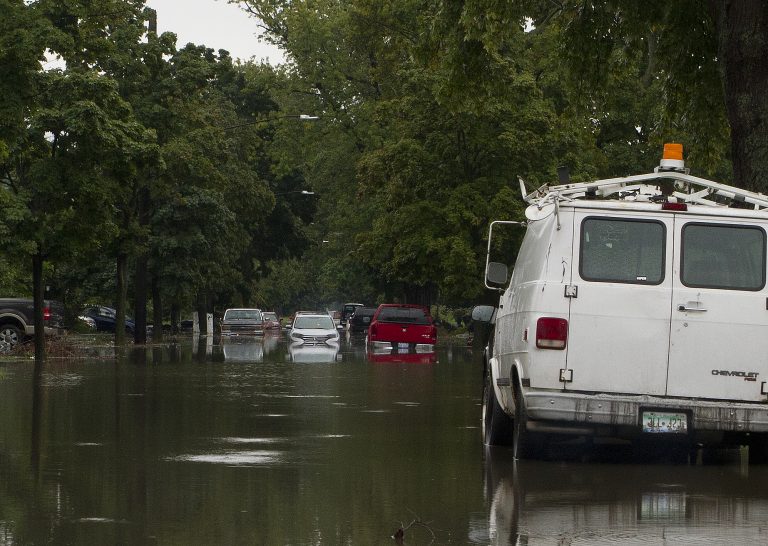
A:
<box><xmin>221</xmin><ymin>114</ymin><xmax>320</xmax><ymax>131</ymax></box>
<box><xmin>274</xmin><ymin>190</ymin><xmax>316</xmax><ymax>196</ymax></box>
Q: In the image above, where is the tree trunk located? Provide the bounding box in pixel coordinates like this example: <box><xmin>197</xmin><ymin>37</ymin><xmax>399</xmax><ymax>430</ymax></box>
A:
<box><xmin>133</xmin><ymin>185</ymin><xmax>151</xmax><ymax>344</ymax></box>
<box><xmin>711</xmin><ymin>1</ymin><xmax>768</xmax><ymax>191</ymax></box>
<box><xmin>196</xmin><ymin>293</ymin><xmax>208</xmax><ymax>336</ymax></box>
<box><xmin>32</xmin><ymin>251</ymin><xmax>45</xmax><ymax>362</ymax></box>
<box><xmin>152</xmin><ymin>274</ymin><xmax>163</xmax><ymax>342</ymax></box>
<box><xmin>171</xmin><ymin>302</ymin><xmax>180</xmax><ymax>335</ymax></box>
<box><xmin>116</xmin><ymin>252</ymin><xmax>128</xmax><ymax>345</ymax></box>
<box><xmin>134</xmin><ymin>253</ymin><xmax>148</xmax><ymax>344</ymax></box>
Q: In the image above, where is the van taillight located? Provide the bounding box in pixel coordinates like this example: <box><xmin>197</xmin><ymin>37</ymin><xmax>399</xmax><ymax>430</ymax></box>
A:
<box><xmin>43</xmin><ymin>306</ymin><xmax>51</xmax><ymax>321</ymax></box>
<box><xmin>536</xmin><ymin>317</ymin><xmax>568</xmax><ymax>349</ymax></box>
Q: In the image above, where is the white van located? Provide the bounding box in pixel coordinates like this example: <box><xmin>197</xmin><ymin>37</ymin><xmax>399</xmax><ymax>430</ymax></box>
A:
<box><xmin>475</xmin><ymin>144</ymin><xmax>768</xmax><ymax>461</ymax></box>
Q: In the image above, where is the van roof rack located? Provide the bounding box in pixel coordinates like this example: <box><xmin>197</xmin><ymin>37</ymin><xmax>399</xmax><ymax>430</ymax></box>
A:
<box><xmin>521</xmin><ymin>144</ymin><xmax>768</xmax><ymax>211</ymax></box>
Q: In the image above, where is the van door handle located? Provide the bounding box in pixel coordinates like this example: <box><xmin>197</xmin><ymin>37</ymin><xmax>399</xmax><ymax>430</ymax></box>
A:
<box><xmin>677</xmin><ymin>305</ymin><xmax>707</xmax><ymax>312</ymax></box>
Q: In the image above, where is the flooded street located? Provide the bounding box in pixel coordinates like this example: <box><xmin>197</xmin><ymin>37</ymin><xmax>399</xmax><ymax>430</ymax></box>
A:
<box><xmin>1</xmin><ymin>334</ymin><xmax>768</xmax><ymax>545</ymax></box>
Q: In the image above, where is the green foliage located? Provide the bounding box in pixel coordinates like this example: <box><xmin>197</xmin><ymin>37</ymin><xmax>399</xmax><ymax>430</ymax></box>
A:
<box><xmin>2</xmin><ymin>0</ymin><xmax>757</xmax><ymax>320</ymax></box>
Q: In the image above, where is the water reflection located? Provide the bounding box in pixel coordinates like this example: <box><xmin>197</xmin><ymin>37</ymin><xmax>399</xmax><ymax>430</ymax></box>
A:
<box><xmin>287</xmin><ymin>341</ymin><xmax>340</xmax><ymax>363</ymax></box>
<box><xmin>221</xmin><ymin>337</ymin><xmax>264</xmax><ymax>362</ymax></box>
<box><xmin>366</xmin><ymin>345</ymin><xmax>436</xmax><ymax>364</ymax></box>
<box><xmin>484</xmin><ymin>448</ymin><xmax>768</xmax><ymax>545</ymax></box>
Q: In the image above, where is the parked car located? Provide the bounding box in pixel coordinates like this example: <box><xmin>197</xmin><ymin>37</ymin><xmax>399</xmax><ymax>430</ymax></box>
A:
<box><xmin>475</xmin><ymin>143</ymin><xmax>768</xmax><ymax>462</ymax></box>
<box><xmin>262</xmin><ymin>312</ymin><xmax>281</xmax><ymax>331</ymax></box>
<box><xmin>367</xmin><ymin>304</ymin><xmax>437</xmax><ymax>348</ymax></box>
<box><xmin>80</xmin><ymin>305</ymin><xmax>135</xmax><ymax>334</ymax></box>
<box><xmin>220</xmin><ymin>308</ymin><xmax>264</xmax><ymax>336</ymax></box>
<box><xmin>289</xmin><ymin>314</ymin><xmax>340</xmax><ymax>345</ymax></box>
<box><xmin>339</xmin><ymin>302</ymin><xmax>364</xmax><ymax>329</ymax></box>
<box><xmin>0</xmin><ymin>298</ymin><xmax>66</xmax><ymax>353</ymax></box>
<box><xmin>77</xmin><ymin>315</ymin><xmax>97</xmax><ymax>330</ymax></box>
<box><xmin>348</xmin><ymin>306</ymin><xmax>377</xmax><ymax>333</ymax></box>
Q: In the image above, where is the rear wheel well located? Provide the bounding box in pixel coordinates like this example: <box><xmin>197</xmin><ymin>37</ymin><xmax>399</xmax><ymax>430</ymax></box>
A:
<box><xmin>0</xmin><ymin>316</ymin><xmax>26</xmax><ymax>331</ymax></box>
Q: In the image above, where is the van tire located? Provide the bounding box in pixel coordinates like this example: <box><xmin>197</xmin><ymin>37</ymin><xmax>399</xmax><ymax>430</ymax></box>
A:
<box><xmin>748</xmin><ymin>436</ymin><xmax>768</xmax><ymax>464</ymax></box>
<box><xmin>512</xmin><ymin>385</ymin><xmax>546</xmax><ymax>460</ymax></box>
<box><xmin>482</xmin><ymin>364</ymin><xmax>513</xmax><ymax>446</ymax></box>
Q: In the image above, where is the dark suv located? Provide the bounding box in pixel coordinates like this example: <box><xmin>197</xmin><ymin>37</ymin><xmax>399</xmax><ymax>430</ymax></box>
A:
<box><xmin>339</xmin><ymin>303</ymin><xmax>364</xmax><ymax>329</ymax></box>
<box><xmin>348</xmin><ymin>307</ymin><xmax>377</xmax><ymax>333</ymax></box>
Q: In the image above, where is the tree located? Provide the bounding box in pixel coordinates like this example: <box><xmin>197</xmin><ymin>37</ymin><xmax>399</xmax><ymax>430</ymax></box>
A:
<box><xmin>438</xmin><ymin>1</ymin><xmax>766</xmax><ymax>186</ymax></box>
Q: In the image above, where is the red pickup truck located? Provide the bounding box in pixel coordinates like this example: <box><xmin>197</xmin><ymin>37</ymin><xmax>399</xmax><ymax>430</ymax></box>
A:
<box><xmin>367</xmin><ymin>304</ymin><xmax>437</xmax><ymax>347</ymax></box>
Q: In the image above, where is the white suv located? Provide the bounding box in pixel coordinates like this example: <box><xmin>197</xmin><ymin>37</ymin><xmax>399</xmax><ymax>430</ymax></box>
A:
<box><xmin>476</xmin><ymin>144</ymin><xmax>768</xmax><ymax>462</ymax></box>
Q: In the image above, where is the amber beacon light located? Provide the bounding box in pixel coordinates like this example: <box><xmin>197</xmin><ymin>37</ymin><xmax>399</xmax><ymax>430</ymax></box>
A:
<box><xmin>659</xmin><ymin>142</ymin><xmax>685</xmax><ymax>171</ymax></box>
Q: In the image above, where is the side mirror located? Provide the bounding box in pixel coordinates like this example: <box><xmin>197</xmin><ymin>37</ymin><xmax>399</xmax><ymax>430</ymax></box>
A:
<box><xmin>486</xmin><ymin>261</ymin><xmax>508</xmax><ymax>285</ymax></box>
<box><xmin>472</xmin><ymin>305</ymin><xmax>496</xmax><ymax>323</ymax></box>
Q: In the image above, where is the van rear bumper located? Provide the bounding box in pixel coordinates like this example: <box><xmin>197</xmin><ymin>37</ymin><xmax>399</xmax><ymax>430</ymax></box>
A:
<box><xmin>525</xmin><ymin>391</ymin><xmax>768</xmax><ymax>433</ymax></box>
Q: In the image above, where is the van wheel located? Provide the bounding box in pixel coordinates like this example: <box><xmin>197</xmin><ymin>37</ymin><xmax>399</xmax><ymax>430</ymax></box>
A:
<box><xmin>512</xmin><ymin>385</ymin><xmax>546</xmax><ymax>460</ymax></box>
<box><xmin>482</xmin><ymin>364</ymin><xmax>513</xmax><ymax>446</ymax></box>
<box><xmin>0</xmin><ymin>324</ymin><xmax>22</xmax><ymax>353</ymax></box>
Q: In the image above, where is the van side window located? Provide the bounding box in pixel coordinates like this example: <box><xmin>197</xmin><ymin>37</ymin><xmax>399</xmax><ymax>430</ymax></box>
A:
<box><xmin>681</xmin><ymin>223</ymin><xmax>766</xmax><ymax>290</ymax></box>
<box><xmin>580</xmin><ymin>218</ymin><xmax>665</xmax><ymax>284</ymax></box>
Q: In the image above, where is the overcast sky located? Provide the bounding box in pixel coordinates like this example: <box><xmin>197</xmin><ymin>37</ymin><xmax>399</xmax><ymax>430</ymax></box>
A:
<box><xmin>144</xmin><ymin>0</ymin><xmax>285</xmax><ymax>64</ymax></box>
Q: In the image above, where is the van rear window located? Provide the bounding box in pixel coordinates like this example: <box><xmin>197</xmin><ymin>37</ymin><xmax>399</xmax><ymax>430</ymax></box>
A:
<box><xmin>580</xmin><ymin>218</ymin><xmax>665</xmax><ymax>284</ymax></box>
<box><xmin>681</xmin><ymin>223</ymin><xmax>765</xmax><ymax>290</ymax></box>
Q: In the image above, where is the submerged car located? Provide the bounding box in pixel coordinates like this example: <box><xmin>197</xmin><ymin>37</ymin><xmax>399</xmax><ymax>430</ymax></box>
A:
<box><xmin>339</xmin><ymin>302</ymin><xmax>364</xmax><ymax>329</ymax></box>
<box><xmin>262</xmin><ymin>311</ymin><xmax>281</xmax><ymax>331</ymax></box>
<box><xmin>81</xmin><ymin>305</ymin><xmax>135</xmax><ymax>334</ymax></box>
<box><xmin>289</xmin><ymin>314</ymin><xmax>339</xmax><ymax>345</ymax></box>
<box><xmin>0</xmin><ymin>298</ymin><xmax>66</xmax><ymax>353</ymax></box>
<box><xmin>220</xmin><ymin>308</ymin><xmax>264</xmax><ymax>336</ymax></box>
<box><xmin>367</xmin><ymin>304</ymin><xmax>437</xmax><ymax>348</ymax></box>
<box><xmin>348</xmin><ymin>306</ymin><xmax>377</xmax><ymax>333</ymax></box>
<box><xmin>476</xmin><ymin>143</ymin><xmax>768</xmax><ymax>462</ymax></box>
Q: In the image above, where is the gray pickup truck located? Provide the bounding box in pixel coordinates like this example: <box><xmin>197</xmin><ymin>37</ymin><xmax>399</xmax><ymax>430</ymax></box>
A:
<box><xmin>0</xmin><ymin>298</ymin><xmax>66</xmax><ymax>353</ymax></box>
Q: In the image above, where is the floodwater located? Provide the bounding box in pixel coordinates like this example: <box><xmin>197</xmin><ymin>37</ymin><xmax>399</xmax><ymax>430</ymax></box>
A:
<box><xmin>1</xmin><ymin>334</ymin><xmax>767</xmax><ymax>545</ymax></box>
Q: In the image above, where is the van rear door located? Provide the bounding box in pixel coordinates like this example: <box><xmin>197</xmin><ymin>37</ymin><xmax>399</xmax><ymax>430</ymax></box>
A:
<box><xmin>667</xmin><ymin>218</ymin><xmax>768</xmax><ymax>401</ymax></box>
<box><xmin>566</xmin><ymin>211</ymin><xmax>674</xmax><ymax>395</ymax></box>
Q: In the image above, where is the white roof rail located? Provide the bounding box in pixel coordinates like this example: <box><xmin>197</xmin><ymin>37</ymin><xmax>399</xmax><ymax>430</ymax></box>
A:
<box><xmin>524</xmin><ymin>170</ymin><xmax>768</xmax><ymax>211</ymax></box>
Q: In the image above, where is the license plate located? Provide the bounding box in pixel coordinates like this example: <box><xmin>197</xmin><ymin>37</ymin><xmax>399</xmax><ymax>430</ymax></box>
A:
<box><xmin>642</xmin><ymin>411</ymin><xmax>688</xmax><ymax>434</ymax></box>
<box><xmin>397</xmin><ymin>343</ymin><xmax>409</xmax><ymax>349</ymax></box>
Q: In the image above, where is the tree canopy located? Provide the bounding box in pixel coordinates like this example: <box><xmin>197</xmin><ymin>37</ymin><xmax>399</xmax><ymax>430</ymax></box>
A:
<box><xmin>4</xmin><ymin>0</ymin><xmax>766</xmax><ymax>346</ymax></box>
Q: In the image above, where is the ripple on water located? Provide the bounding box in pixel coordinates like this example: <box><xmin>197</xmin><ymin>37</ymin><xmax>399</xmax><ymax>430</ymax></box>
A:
<box><xmin>39</xmin><ymin>373</ymin><xmax>83</xmax><ymax>388</ymax></box>
<box><xmin>167</xmin><ymin>450</ymin><xmax>282</xmax><ymax>466</ymax></box>
<box><xmin>77</xmin><ymin>518</ymin><xmax>130</xmax><ymax>524</ymax></box>
<box><xmin>214</xmin><ymin>437</ymin><xmax>284</xmax><ymax>444</ymax></box>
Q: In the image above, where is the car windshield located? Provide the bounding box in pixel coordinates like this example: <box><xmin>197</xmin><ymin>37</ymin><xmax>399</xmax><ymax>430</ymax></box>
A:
<box><xmin>224</xmin><ymin>309</ymin><xmax>262</xmax><ymax>321</ymax></box>
<box><xmin>263</xmin><ymin>313</ymin><xmax>277</xmax><ymax>321</ymax></box>
<box><xmin>294</xmin><ymin>316</ymin><xmax>335</xmax><ymax>330</ymax></box>
<box><xmin>377</xmin><ymin>307</ymin><xmax>431</xmax><ymax>325</ymax></box>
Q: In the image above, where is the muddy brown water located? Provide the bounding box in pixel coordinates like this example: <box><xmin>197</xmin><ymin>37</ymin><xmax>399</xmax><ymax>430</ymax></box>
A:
<box><xmin>1</xmin><ymin>334</ymin><xmax>767</xmax><ymax>545</ymax></box>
